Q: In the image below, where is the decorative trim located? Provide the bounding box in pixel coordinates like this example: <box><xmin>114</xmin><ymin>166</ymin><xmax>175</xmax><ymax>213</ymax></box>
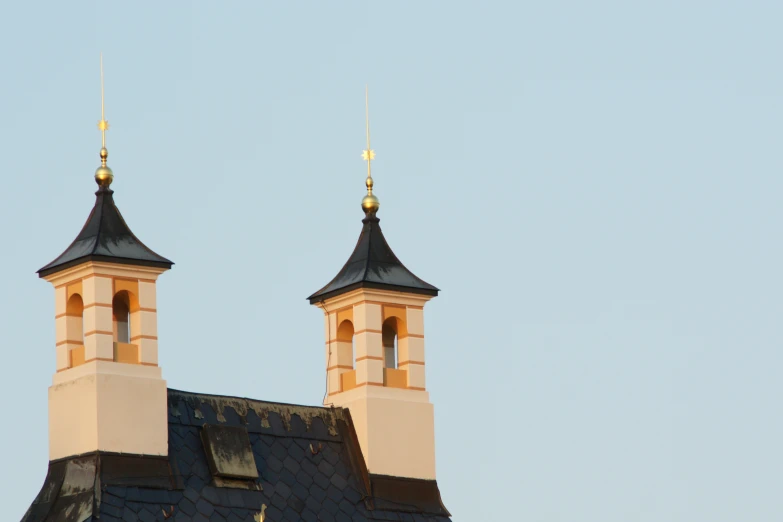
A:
<box><xmin>85</xmin><ymin>330</ymin><xmax>113</xmax><ymax>337</ymax></box>
<box><xmin>408</xmin><ymin>386</ymin><xmax>426</xmax><ymax>391</ymax></box>
<box><xmin>354</xmin><ymin>329</ymin><xmax>382</xmax><ymax>335</ymax></box>
<box><xmin>56</xmin><ymin>312</ymin><xmax>85</xmax><ymax>319</ymax></box>
<box><xmin>56</xmin><ymin>340</ymin><xmax>82</xmax><ymax>346</ymax></box>
<box><xmin>398</xmin><ymin>360</ymin><xmax>425</xmax><ymax>366</ymax></box>
<box><xmin>130</xmin><ymin>335</ymin><xmax>158</xmax><ymax>341</ymax></box>
<box><xmin>112</xmin><ymin>276</ymin><xmax>139</xmax><ymax>283</ymax></box>
<box><xmin>327</xmin><ymin>365</ymin><xmax>355</xmax><ymax>371</ymax></box>
<box><xmin>84</xmin><ymin>357</ymin><xmax>114</xmax><ymax>364</ymax></box>
<box><xmin>84</xmin><ymin>302</ymin><xmax>113</xmax><ymax>310</ymax></box>
<box><xmin>356</xmin><ymin>355</ymin><xmax>383</xmax><ymax>362</ymax></box>
<box><xmin>54</xmin><ymin>277</ymin><xmax>83</xmax><ymax>289</ymax></box>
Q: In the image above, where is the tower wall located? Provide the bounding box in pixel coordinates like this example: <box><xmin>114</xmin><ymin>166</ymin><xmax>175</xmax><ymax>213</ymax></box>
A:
<box><xmin>316</xmin><ymin>288</ymin><xmax>437</xmax><ymax>480</ymax></box>
<box><xmin>43</xmin><ymin>261</ymin><xmax>169</xmax><ymax>461</ymax></box>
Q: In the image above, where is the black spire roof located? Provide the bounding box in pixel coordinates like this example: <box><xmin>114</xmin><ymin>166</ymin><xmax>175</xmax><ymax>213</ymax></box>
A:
<box><xmin>37</xmin><ymin>186</ymin><xmax>172</xmax><ymax>278</ymax></box>
<box><xmin>308</xmin><ymin>212</ymin><xmax>438</xmax><ymax>304</ymax></box>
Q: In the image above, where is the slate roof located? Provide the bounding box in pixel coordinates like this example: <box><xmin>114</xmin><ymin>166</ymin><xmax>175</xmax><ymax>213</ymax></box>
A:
<box><xmin>308</xmin><ymin>213</ymin><xmax>438</xmax><ymax>304</ymax></box>
<box><xmin>37</xmin><ymin>186</ymin><xmax>172</xmax><ymax>278</ymax></box>
<box><xmin>22</xmin><ymin>389</ymin><xmax>451</xmax><ymax>522</ymax></box>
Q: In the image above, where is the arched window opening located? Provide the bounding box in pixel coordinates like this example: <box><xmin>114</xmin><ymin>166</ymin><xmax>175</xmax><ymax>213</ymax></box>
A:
<box><xmin>66</xmin><ymin>293</ymin><xmax>85</xmax><ymax>343</ymax></box>
<box><xmin>113</xmin><ymin>291</ymin><xmax>131</xmax><ymax>344</ymax></box>
<box><xmin>337</xmin><ymin>319</ymin><xmax>355</xmax><ymax>368</ymax></box>
<box><xmin>336</xmin><ymin>319</ymin><xmax>357</xmax><ymax>392</ymax></box>
<box><xmin>382</xmin><ymin>318</ymin><xmax>398</xmax><ymax>369</ymax></box>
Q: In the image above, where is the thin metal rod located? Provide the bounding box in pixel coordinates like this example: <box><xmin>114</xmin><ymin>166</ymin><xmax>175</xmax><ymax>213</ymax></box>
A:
<box><xmin>365</xmin><ymin>85</ymin><xmax>371</xmax><ymax>180</ymax></box>
<box><xmin>100</xmin><ymin>53</ymin><xmax>106</xmax><ymax>149</ymax></box>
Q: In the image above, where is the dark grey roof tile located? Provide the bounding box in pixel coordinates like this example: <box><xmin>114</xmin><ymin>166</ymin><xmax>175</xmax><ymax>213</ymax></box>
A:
<box><xmin>280</xmin><ymin>468</ymin><xmax>297</xmax><ymax>487</ymax></box>
<box><xmin>301</xmin><ymin>507</ymin><xmax>319</xmax><ymax>522</ymax></box>
<box><xmin>137</xmin><ymin>508</ymin><xmax>157</xmax><ymax>522</ymax></box>
<box><xmin>296</xmin><ymin>469</ymin><xmax>315</xmax><ymax>488</ymax></box>
<box><xmin>226</xmin><ymin>512</ymin><xmax>244</xmax><ymax>522</ymax></box>
<box><xmin>284</xmin><ymin>505</ymin><xmax>302</xmax><ymax>522</ymax></box>
<box><xmin>271</xmin><ymin>441</ymin><xmax>289</xmax><ymax>461</ymax></box>
<box><xmin>323</xmin><ymin>497</ymin><xmax>341</xmax><ymax>515</ymax></box>
<box><xmin>313</xmin><ymin>472</ymin><xmax>331</xmax><ymax>492</ymax></box>
<box><xmin>292</xmin><ymin>482</ymin><xmax>310</xmax><ymax>502</ymax></box>
<box><xmin>201</xmin><ymin>486</ymin><xmax>220</xmax><ymax>506</ymax></box>
<box><xmin>317</xmin><ymin>458</ymin><xmax>335</xmax><ymax>478</ymax></box>
<box><xmin>266</xmin><ymin>453</ymin><xmax>283</xmax><ymax>473</ymax></box>
<box><xmin>343</xmin><ymin>486</ymin><xmax>363</xmax><ymax>505</ymax></box>
<box><xmin>121</xmin><ymin>506</ymin><xmax>137</xmax><ymax>522</ymax></box>
<box><xmin>326</xmin><ymin>484</ymin><xmax>344</xmax><ymax>504</ymax></box>
<box><xmin>182</xmin><ymin>487</ymin><xmax>200</xmax><ymax>504</ymax></box>
<box><xmin>274</xmin><ymin>479</ymin><xmax>292</xmax><ymax>499</ymax></box>
<box><xmin>178</xmin><ymin>497</ymin><xmax>196</xmax><ymax>516</ymax></box>
<box><xmin>271</xmin><ymin>491</ymin><xmax>287</xmax><ymax>511</ymax></box>
<box><xmin>195</xmin><ymin>497</ymin><xmax>215</xmax><ymax>516</ymax></box>
<box><xmin>102</xmin><ymin>502</ymin><xmax>124</xmax><ymax>518</ymax></box>
<box><xmin>331</xmin><ymin>473</ymin><xmax>348</xmax><ymax>490</ymax></box>
<box><xmin>336</xmin><ymin>510</ymin><xmax>354</xmax><ymax>522</ymax></box>
<box><xmin>287</xmin><ymin>494</ymin><xmax>306</xmax><ymax>513</ymax></box>
<box><xmin>265</xmin><ymin>505</ymin><xmax>284</xmax><ymax>521</ymax></box>
<box><xmin>305</xmin><ymin>492</ymin><xmax>323</xmax><ymax>513</ymax></box>
<box><xmin>319</xmin><ymin>508</ymin><xmax>337</xmax><ymax>522</ymax></box>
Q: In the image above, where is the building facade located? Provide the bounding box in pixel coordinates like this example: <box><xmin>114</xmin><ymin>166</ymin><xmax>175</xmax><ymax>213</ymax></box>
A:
<box><xmin>22</xmin><ymin>86</ymin><xmax>450</xmax><ymax>522</ymax></box>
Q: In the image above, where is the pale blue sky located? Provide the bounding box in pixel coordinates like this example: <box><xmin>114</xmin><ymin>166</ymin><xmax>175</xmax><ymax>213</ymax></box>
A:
<box><xmin>2</xmin><ymin>1</ymin><xmax>782</xmax><ymax>520</ymax></box>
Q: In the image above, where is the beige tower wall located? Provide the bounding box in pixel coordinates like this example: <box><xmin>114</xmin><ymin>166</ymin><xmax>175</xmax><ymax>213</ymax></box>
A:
<box><xmin>48</xmin><ymin>362</ymin><xmax>168</xmax><ymax>460</ymax></box>
<box><xmin>334</xmin><ymin>386</ymin><xmax>436</xmax><ymax>480</ymax></box>
<box><xmin>44</xmin><ymin>261</ymin><xmax>169</xmax><ymax>461</ymax></box>
<box><xmin>316</xmin><ymin>288</ymin><xmax>437</xmax><ymax>480</ymax></box>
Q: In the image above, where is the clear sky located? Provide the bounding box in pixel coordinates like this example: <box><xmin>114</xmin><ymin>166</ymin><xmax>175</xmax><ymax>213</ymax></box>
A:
<box><xmin>2</xmin><ymin>1</ymin><xmax>782</xmax><ymax>520</ymax></box>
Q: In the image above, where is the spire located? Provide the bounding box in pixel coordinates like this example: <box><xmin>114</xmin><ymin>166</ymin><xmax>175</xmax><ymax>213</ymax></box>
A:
<box><xmin>37</xmin><ymin>55</ymin><xmax>172</xmax><ymax>278</ymax></box>
<box><xmin>95</xmin><ymin>53</ymin><xmax>113</xmax><ymax>189</ymax></box>
<box><xmin>307</xmin><ymin>87</ymin><xmax>437</xmax><ymax>303</ymax></box>
<box><xmin>361</xmin><ymin>85</ymin><xmax>380</xmax><ymax>215</ymax></box>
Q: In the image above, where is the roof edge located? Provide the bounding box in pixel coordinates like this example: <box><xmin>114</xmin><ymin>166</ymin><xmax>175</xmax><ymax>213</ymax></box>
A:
<box><xmin>37</xmin><ymin>254</ymin><xmax>173</xmax><ymax>278</ymax></box>
<box><xmin>308</xmin><ymin>280</ymin><xmax>439</xmax><ymax>305</ymax></box>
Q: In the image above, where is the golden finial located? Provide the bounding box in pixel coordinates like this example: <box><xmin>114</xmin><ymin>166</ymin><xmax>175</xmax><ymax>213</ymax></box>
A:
<box><xmin>95</xmin><ymin>53</ymin><xmax>114</xmax><ymax>188</ymax></box>
<box><xmin>361</xmin><ymin>85</ymin><xmax>380</xmax><ymax>215</ymax></box>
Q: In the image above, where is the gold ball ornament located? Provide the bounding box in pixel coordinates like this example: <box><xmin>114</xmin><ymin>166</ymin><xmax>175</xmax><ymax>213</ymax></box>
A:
<box><xmin>95</xmin><ymin>147</ymin><xmax>114</xmax><ymax>187</ymax></box>
<box><xmin>362</xmin><ymin>194</ymin><xmax>380</xmax><ymax>214</ymax></box>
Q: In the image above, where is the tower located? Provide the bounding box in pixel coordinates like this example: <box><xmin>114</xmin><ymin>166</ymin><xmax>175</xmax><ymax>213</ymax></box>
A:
<box><xmin>308</xmin><ymin>88</ymin><xmax>440</xmax><ymax>480</ymax></box>
<box><xmin>38</xmin><ymin>57</ymin><xmax>173</xmax><ymax>461</ymax></box>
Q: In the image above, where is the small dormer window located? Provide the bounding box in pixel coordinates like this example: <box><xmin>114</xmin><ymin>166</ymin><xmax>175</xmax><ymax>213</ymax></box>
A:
<box><xmin>201</xmin><ymin>425</ymin><xmax>259</xmax><ymax>483</ymax></box>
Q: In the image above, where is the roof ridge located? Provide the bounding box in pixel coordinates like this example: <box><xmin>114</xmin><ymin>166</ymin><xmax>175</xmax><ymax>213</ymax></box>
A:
<box><xmin>90</xmin><ymin>188</ymin><xmax>109</xmax><ymax>256</ymax></box>
<box><xmin>167</xmin><ymin>388</ymin><xmax>336</xmax><ymax>412</ymax></box>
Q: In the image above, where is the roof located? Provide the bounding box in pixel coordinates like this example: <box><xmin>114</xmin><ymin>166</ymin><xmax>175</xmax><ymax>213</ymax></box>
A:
<box><xmin>23</xmin><ymin>389</ymin><xmax>451</xmax><ymax>522</ymax></box>
<box><xmin>308</xmin><ymin>213</ymin><xmax>438</xmax><ymax>304</ymax></box>
<box><xmin>37</xmin><ymin>186</ymin><xmax>172</xmax><ymax>278</ymax></box>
